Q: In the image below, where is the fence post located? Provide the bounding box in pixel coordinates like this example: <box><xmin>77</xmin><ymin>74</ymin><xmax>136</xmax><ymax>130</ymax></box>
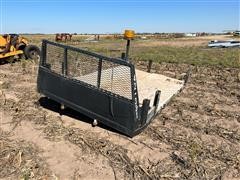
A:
<box><xmin>147</xmin><ymin>60</ymin><xmax>153</xmax><ymax>73</ymax></box>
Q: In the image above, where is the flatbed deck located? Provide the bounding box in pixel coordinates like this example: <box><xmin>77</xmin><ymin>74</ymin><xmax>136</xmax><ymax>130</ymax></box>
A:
<box><xmin>77</xmin><ymin>67</ymin><xmax>184</xmax><ymax>113</ymax></box>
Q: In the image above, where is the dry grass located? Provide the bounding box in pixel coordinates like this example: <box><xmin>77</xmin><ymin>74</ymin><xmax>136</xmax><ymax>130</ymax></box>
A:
<box><xmin>24</xmin><ymin>34</ymin><xmax>240</xmax><ymax>68</ymax></box>
<box><xmin>0</xmin><ymin>34</ymin><xmax>239</xmax><ymax>179</ymax></box>
<box><xmin>24</xmin><ymin>34</ymin><xmax>238</xmax><ymax>68</ymax></box>
<box><xmin>0</xmin><ymin>59</ymin><xmax>239</xmax><ymax>179</ymax></box>
<box><xmin>0</xmin><ymin>130</ymin><xmax>51</xmax><ymax>179</ymax></box>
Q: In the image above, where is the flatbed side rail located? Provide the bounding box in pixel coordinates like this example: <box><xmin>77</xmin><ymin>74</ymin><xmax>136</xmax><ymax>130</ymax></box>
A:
<box><xmin>38</xmin><ymin>40</ymin><xmax>141</xmax><ymax>136</ymax></box>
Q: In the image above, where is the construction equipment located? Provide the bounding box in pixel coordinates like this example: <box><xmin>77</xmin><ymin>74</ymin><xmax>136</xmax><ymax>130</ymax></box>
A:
<box><xmin>37</xmin><ymin>30</ymin><xmax>188</xmax><ymax>137</ymax></box>
<box><xmin>0</xmin><ymin>34</ymin><xmax>40</xmax><ymax>60</ymax></box>
<box><xmin>55</xmin><ymin>33</ymin><xmax>73</xmax><ymax>42</ymax></box>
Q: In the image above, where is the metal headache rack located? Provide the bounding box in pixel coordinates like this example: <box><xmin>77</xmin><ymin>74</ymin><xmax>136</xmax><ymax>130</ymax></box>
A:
<box><xmin>37</xmin><ymin>38</ymin><xmax>186</xmax><ymax>137</ymax></box>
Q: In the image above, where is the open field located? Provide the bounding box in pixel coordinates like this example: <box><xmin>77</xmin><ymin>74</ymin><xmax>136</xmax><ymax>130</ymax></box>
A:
<box><xmin>25</xmin><ymin>34</ymin><xmax>240</xmax><ymax>68</ymax></box>
<box><xmin>0</xmin><ymin>35</ymin><xmax>240</xmax><ymax>179</ymax></box>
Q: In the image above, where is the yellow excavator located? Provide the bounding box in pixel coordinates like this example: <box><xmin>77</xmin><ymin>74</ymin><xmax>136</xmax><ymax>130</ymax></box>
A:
<box><xmin>0</xmin><ymin>34</ymin><xmax>40</xmax><ymax>61</ymax></box>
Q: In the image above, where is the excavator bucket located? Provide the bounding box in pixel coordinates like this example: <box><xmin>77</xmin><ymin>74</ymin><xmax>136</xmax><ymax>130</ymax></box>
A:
<box><xmin>37</xmin><ymin>40</ymin><xmax>186</xmax><ymax>137</ymax></box>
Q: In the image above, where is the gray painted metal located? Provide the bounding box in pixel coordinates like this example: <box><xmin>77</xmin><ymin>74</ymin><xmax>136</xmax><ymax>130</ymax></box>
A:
<box><xmin>37</xmin><ymin>40</ymin><xmax>184</xmax><ymax>137</ymax></box>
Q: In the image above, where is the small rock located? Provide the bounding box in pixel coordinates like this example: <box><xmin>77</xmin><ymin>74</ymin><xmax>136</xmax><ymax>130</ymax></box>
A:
<box><xmin>0</xmin><ymin>81</ymin><xmax>9</xmax><ymax>89</ymax></box>
<box><xmin>0</xmin><ymin>81</ymin><xmax>4</xmax><ymax>88</ymax></box>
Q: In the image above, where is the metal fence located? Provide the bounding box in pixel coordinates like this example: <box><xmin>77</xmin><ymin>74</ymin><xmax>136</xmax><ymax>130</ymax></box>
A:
<box><xmin>41</xmin><ymin>40</ymin><xmax>137</xmax><ymax>101</ymax></box>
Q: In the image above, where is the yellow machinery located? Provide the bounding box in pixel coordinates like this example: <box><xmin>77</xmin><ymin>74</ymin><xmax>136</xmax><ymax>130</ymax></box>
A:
<box><xmin>0</xmin><ymin>34</ymin><xmax>40</xmax><ymax>60</ymax></box>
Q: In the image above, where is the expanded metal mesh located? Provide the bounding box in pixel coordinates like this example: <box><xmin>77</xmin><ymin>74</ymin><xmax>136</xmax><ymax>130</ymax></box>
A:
<box><xmin>46</xmin><ymin>44</ymin><xmax>64</xmax><ymax>74</ymax></box>
<box><xmin>44</xmin><ymin>43</ymin><xmax>133</xmax><ymax>100</ymax></box>
<box><xmin>100</xmin><ymin>61</ymin><xmax>132</xmax><ymax>100</ymax></box>
<box><xmin>67</xmin><ymin>49</ymin><xmax>99</xmax><ymax>86</ymax></box>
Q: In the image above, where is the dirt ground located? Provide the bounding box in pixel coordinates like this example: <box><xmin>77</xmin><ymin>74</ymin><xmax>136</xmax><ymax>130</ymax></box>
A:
<box><xmin>0</xmin><ymin>56</ymin><xmax>239</xmax><ymax>179</ymax></box>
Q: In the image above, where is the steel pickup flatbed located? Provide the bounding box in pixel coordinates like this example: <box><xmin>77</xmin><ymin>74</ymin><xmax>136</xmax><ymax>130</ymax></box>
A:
<box><xmin>37</xmin><ymin>40</ymin><xmax>187</xmax><ymax>137</ymax></box>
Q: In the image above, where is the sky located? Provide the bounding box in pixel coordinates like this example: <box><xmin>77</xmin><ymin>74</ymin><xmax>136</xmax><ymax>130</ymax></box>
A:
<box><xmin>0</xmin><ymin>0</ymin><xmax>239</xmax><ymax>34</ymax></box>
